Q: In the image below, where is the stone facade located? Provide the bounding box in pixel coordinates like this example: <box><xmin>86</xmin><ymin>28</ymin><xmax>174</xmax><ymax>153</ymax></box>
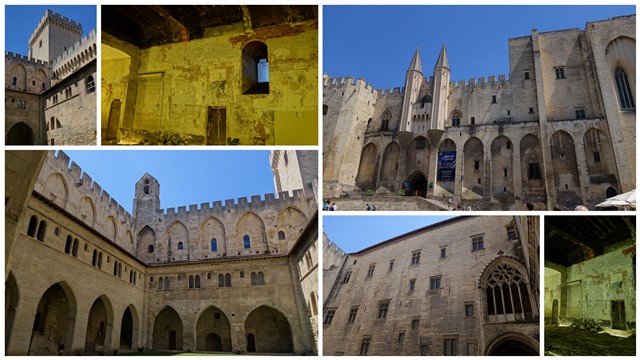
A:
<box><xmin>101</xmin><ymin>6</ymin><xmax>318</xmax><ymax>145</ymax></box>
<box><xmin>5</xmin><ymin>9</ymin><xmax>97</xmax><ymax>145</ymax></box>
<box><xmin>5</xmin><ymin>150</ymin><xmax>318</xmax><ymax>355</ymax></box>
<box><xmin>323</xmin><ymin>216</ymin><xmax>540</xmax><ymax>356</ymax></box>
<box><xmin>324</xmin><ymin>14</ymin><xmax>635</xmax><ymax>210</ymax></box>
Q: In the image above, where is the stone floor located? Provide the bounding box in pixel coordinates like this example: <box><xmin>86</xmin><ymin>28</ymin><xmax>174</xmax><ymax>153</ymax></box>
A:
<box><xmin>545</xmin><ymin>325</ymin><xmax>636</xmax><ymax>356</ymax></box>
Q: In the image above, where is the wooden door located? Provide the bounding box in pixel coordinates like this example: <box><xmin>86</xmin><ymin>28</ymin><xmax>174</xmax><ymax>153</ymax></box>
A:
<box><xmin>207</xmin><ymin>107</ymin><xmax>226</xmax><ymax>145</ymax></box>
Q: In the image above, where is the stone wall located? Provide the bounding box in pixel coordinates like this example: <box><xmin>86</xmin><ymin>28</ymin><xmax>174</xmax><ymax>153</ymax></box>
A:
<box><xmin>44</xmin><ymin>61</ymin><xmax>97</xmax><ymax>145</ymax></box>
<box><xmin>322</xmin><ymin>216</ymin><xmax>539</xmax><ymax>355</ymax></box>
<box><xmin>103</xmin><ymin>19</ymin><xmax>317</xmax><ymax>145</ymax></box>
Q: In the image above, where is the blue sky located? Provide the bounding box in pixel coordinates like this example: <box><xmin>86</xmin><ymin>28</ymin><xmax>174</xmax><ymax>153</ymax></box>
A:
<box><xmin>5</xmin><ymin>5</ymin><xmax>96</xmax><ymax>56</ymax></box>
<box><xmin>324</xmin><ymin>215</ymin><xmax>455</xmax><ymax>253</ymax></box>
<box><xmin>324</xmin><ymin>5</ymin><xmax>636</xmax><ymax>90</ymax></box>
<box><xmin>64</xmin><ymin>151</ymin><xmax>276</xmax><ymax>214</ymax></box>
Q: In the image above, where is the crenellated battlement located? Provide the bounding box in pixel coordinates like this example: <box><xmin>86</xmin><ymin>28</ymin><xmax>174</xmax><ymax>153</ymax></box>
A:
<box><xmin>5</xmin><ymin>52</ymin><xmax>49</xmax><ymax>67</ymax></box>
<box><xmin>449</xmin><ymin>74</ymin><xmax>509</xmax><ymax>89</ymax></box>
<box><xmin>323</xmin><ymin>75</ymin><xmax>377</xmax><ymax>95</ymax></box>
<box><xmin>46</xmin><ymin>151</ymin><xmax>134</xmax><ymax>226</ymax></box>
<box><xmin>28</xmin><ymin>9</ymin><xmax>82</xmax><ymax>47</ymax></box>
<box><xmin>158</xmin><ymin>189</ymin><xmax>307</xmax><ymax>223</ymax></box>
<box><xmin>323</xmin><ymin>237</ymin><xmax>346</xmax><ymax>259</ymax></box>
<box><xmin>52</xmin><ymin>30</ymin><xmax>96</xmax><ymax>70</ymax></box>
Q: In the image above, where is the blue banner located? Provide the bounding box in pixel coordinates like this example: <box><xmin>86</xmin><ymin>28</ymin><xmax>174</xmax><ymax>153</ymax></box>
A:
<box><xmin>437</xmin><ymin>151</ymin><xmax>456</xmax><ymax>181</ymax></box>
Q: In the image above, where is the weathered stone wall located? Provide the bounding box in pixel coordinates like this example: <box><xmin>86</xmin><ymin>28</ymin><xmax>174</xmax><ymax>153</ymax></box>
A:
<box><xmin>323</xmin><ymin>14</ymin><xmax>635</xmax><ymax>210</ymax></box>
<box><xmin>5</xmin><ymin>150</ymin><xmax>319</xmax><ymax>355</ymax></box>
<box><xmin>44</xmin><ymin>61</ymin><xmax>97</xmax><ymax>145</ymax></box>
<box><xmin>105</xmin><ymin>19</ymin><xmax>317</xmax><ymax>145</ymax></box>
<box><xmin>6</xmin><ymin>195</ymin><xmax>146</xmax><ymax>355</ymax></box>
<box><xmin>547</xmin><ymin>239</ymin><xmax>635</xmax><ymax>326</ymax></box>
<box><xmin>322</xmin><ymin>216</ymin><xmax>539</xmax><ymax>356</ymax></box>
<box><xmin>34</xmin><ymin>151</ymin><xmax>136</xmax><ymax>252</ymax></box>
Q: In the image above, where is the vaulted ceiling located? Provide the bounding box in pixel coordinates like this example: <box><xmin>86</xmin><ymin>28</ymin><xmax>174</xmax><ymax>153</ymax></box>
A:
<box><xmin>102</xmin><ymin>5</ymin><xmax>317</xmax><ymax>49</ymax></box>
<box><xmin>545</xmin><ymin>216</ymin><xmax>634</xmax><ymax>267</ymax></box>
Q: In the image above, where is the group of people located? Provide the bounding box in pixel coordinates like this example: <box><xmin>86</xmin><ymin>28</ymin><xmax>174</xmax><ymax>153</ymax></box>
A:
<box><xmin>365</xmin><ymin>204</ymin><xmax>376</xmax><ymax>211</ymax></box>
<box><xmin>323</xmin><ymin>200</ymin><xmax>337</xmax><ymax>211</ymax></box>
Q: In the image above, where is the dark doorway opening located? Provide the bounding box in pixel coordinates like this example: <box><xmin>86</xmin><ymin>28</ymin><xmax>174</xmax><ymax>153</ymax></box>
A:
<box><xmin>207</xmin><ymin>107</ymin><xmax>226</xmax><ymax>145</ymax></box>
<box><xmin>490</xmin><ymin>340</ymin><xmax>538</xmax><ymax>355</ymax></box>
<box><xmin>605</xmin><ymin>187</ymin><xmax>618</xmax><ymax>199</ymax></box>
<box><xmin>169</xmin><ymin>330</ymin><xmax>177</xmax><ymax>350</ymax></box>
<box><xmin>407</xmin><ymin>172</ymin><xmax>427</xmax><ymax>197</ymax></box>
<box><xmin>612</xmin><ymin>301</ymin><xmax>626</xmax><ymax>330</ymax></box>
<box><xmin>247</xmin><ymin>333</ymin><xmax>256</xmax><ymax>352</ymax></box>
<box><xmin>7</xmin><ymin>122</ymin><xmax>35</xmax><ymax>145</ymax></box>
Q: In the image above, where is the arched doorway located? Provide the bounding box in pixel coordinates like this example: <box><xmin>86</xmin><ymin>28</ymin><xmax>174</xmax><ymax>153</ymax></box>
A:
<box><xmin>196</xmin><ymin>306</ymin><xmax>231</xmax><ymax>352</ymax></box>
<box><xmin>152</xmin><ymin>307</ymin><xmax>183</xmax><ymax>351</ymax></box>
<box><xmin>29</xmin><ymin>283</ymin><xmax>76</xmax><ymax>355</ymax></box>
<box><xmin>485</xmin><ymin>333</ymin><xmax>539</xmax><ymax>355</ymax></box>
<box><xmin>84</xmin><ymin>296</ymin><xmax>113</xmax><ymax>354</ymax></box>
<box><xmin>119</xmin><ymin>305</ymin><xmax>138</xmax><ymax>351</ymax></box>
<box><xmin>605</xmin><ymin>186</ymin><xmax>618</xmax><ymax>198</ymax></box>
<box><xmin>247</xmin><ymin>333</ymin><xmax>256</xmax><ymax>352</ymax></box>
<box><xmin>5</xmin><ymin>273</ymin><xmax>19</xmax><ymax>353</ymax></box>
<box><xmin>244</xmin><ymin>306</ymin><xmax>293</xmax><ymax>353</ymax></box>
<box><xmin>462</xmin><ymin>137</ymin><xmax>485</xmax><ymax>198</ymax></box>
<box><xmin>355</xmin><ymin>143</ymin><xmax>378</xmax><ymax>191</ymax></box>
<box><xmin>407</xmin><ymin>171</ymin><xmax>427</xmax><ymax>197</ymax></box>
<box><xmin>6</xmin><ymin>122</ymin><xmax>35</xmax><ymax>145</ymax></box>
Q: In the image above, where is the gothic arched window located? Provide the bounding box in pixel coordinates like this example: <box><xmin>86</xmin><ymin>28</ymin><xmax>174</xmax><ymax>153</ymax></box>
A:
<box><xmin>614</xmin><ymin>67</ymin><xmax>635</xmax><ymax>110</ymax></box>
<box><xmin>484</xmin><ymin>262</ymin><xmax>533</xmax><ymax>323</ymax></box>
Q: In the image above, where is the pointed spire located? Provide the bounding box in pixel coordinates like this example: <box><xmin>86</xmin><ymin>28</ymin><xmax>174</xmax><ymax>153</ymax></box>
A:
<box><xmin>434</xmin><ymin>43</ymin><xmax>449</xmax><ymax>69</ymax></box>
<box><xmin>408</xmin><ymin>47</ymin><xmax>422</xmax><ymax>73</ymax></box>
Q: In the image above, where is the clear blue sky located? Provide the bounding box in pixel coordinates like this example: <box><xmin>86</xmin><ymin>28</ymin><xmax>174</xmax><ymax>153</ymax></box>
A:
<box><xmin>324</xmin><ymin>215</ymin><xmax>455</xmax><ymax>253</ymax></box>
<box><xmin>64</xmin><ymin>150</ymin><xmax>275</xmax><ymax>214</ymax></box>
<box><xmin>324</xmin><ymin>5</ymin><xmax>636</xmax><ymax>90</ymax></box>
<box><xmin>5</xmin><ymin>5</ymin><xmax>96</xmax><ymax>56</ymax></box>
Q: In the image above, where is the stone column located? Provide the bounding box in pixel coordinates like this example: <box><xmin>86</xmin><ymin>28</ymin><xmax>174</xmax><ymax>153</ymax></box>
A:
<box><xmin>512</xmin><ymin>141</ymin><xmax>523</xmax><ymax>207</ymax></box>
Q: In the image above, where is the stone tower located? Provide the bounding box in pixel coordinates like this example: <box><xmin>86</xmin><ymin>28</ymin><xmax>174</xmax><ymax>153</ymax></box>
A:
<box><xmin>270</xmin><ymin>150</ymin><xmax>319</xmax><ymax>200</ymax></box>
<box><xmin>430</xmin><ymin>44</ymin><xmax>450</xmax><ymax>131</ymax></box>
<box><xmin>133</xmin><ymin>173</ymin><xmax>160</xmax><ymax>226</ymax></box>
<box><xmin>400</xmin><ymin>48</ymin><xmax>423</xmax><ymax>132</ymax></box>
<box><xmin>28</xmin><ymin>10</ymin><xmax>82</xmax><ymax>62</ymax></box>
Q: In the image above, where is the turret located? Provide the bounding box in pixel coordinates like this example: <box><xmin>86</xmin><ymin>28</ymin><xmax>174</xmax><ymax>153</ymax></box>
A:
<box><xmin>133</xmin><ymin>173</ymin><xmax>160</xmax><ymax>225</ymax></box>
<box><xmin>430</xmin><ymin>44</ymin><xmax>450</xmax><ymax>131</ymax></box>
<box><xmin>399</xmin><ymin>48</ymin><xmax>423</xmax><ymax>132</ymax></box>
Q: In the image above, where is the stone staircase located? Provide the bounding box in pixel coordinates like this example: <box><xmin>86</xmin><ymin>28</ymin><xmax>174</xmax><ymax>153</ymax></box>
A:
<box><xmin>29</xmin><ymin>327</ymin><xmax>64</xmax><ymax>355</ymax></box>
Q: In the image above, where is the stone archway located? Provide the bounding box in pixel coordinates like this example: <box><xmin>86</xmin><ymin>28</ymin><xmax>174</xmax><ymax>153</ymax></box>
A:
<box><xmin>196</xmin><ymin>306</ymin><xmax>231</xmax><ymax>352</ymax></box>
<box><xmin>5</xmin><ymin>272</ymin><xmax>19</xmax><ymax>352</ymax></box>
<box><xmin>462</xmin><ymin>137</ymin><xmax>485</xmax><ymax>198</ymax></box>
<box><xmin>379</xmin><ymin>142</ymin><xmax>400</xmax><ymax>191</ymax></box>
<box><xmin>485</xmin><ymin>332</ymin><xmax>539</xmax><ymax>355</ymax></box>
<box><xmin>605</xmin><ymin>186</ymin><xmax>618</xmax><ymax>198</ymax></box>
<box><xmin>244</xmin><ymin>305</ymin><xmax>293</xmax><ymax>354</ymax></box>
<box><xmin>550</xmin><ymin>131</ymin><xmax>581</xmax><ymax>208</ymax></box>
<box><xmin>119</xmin><ymin>305</ymin><xmax>138</xmax><ymax>351</ymax></box>
<box><xmin>355</xmin><ymin>143</ymin><xmax>378</xmax><ymax>191</ymax></box>
<box><xmin>407</xmin><ymin>171</ymin><xmax>427</xmax><ymax>197</ymax></box>
<box><xmin>152</xmin><ymin>307</ymin><xmax>183</xmax><ymax>351</ymax></box>
<box><xmin>6</xmin><ymin>122</ymin><xmax>35</xmax><ymax>145</ymax></box>
<box><xmin>490</xmin><ymin>135</ymin><xmax>514</xmax><ymax>204</ymax></box>
<box><xmin>84</xmin><ymin>296</ymin><xmax>113</xmax><ymax>354</ymax></box>
<box><xmin>29</xmin><ymin>283</ymin><xmax>77</xmax><ymax>355</ymax></box>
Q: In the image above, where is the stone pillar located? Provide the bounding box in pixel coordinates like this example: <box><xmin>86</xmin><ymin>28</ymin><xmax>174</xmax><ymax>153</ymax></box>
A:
<box><xmin>573</xmin><ymin>134</ymin><xmax>592</xmax><ymax>206</ymax></box>
<box><xmin>512</xmin><ymin>141</ymin><xmax>523</xmax><ymax>207</ymax></box>
<box><xmin>531</xmin><ymin>29</ymin><xmax>556</xmax><ymax>210</ymax></box>
<box><xmin>231</xmin><ymin>323</ymin><xmax>246</xmax><ymax>354</ymax></box>
<box><xmin>454</xmin><ymin>142</ymin><xmax>464</xmax><ymax>200</ymax></box>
